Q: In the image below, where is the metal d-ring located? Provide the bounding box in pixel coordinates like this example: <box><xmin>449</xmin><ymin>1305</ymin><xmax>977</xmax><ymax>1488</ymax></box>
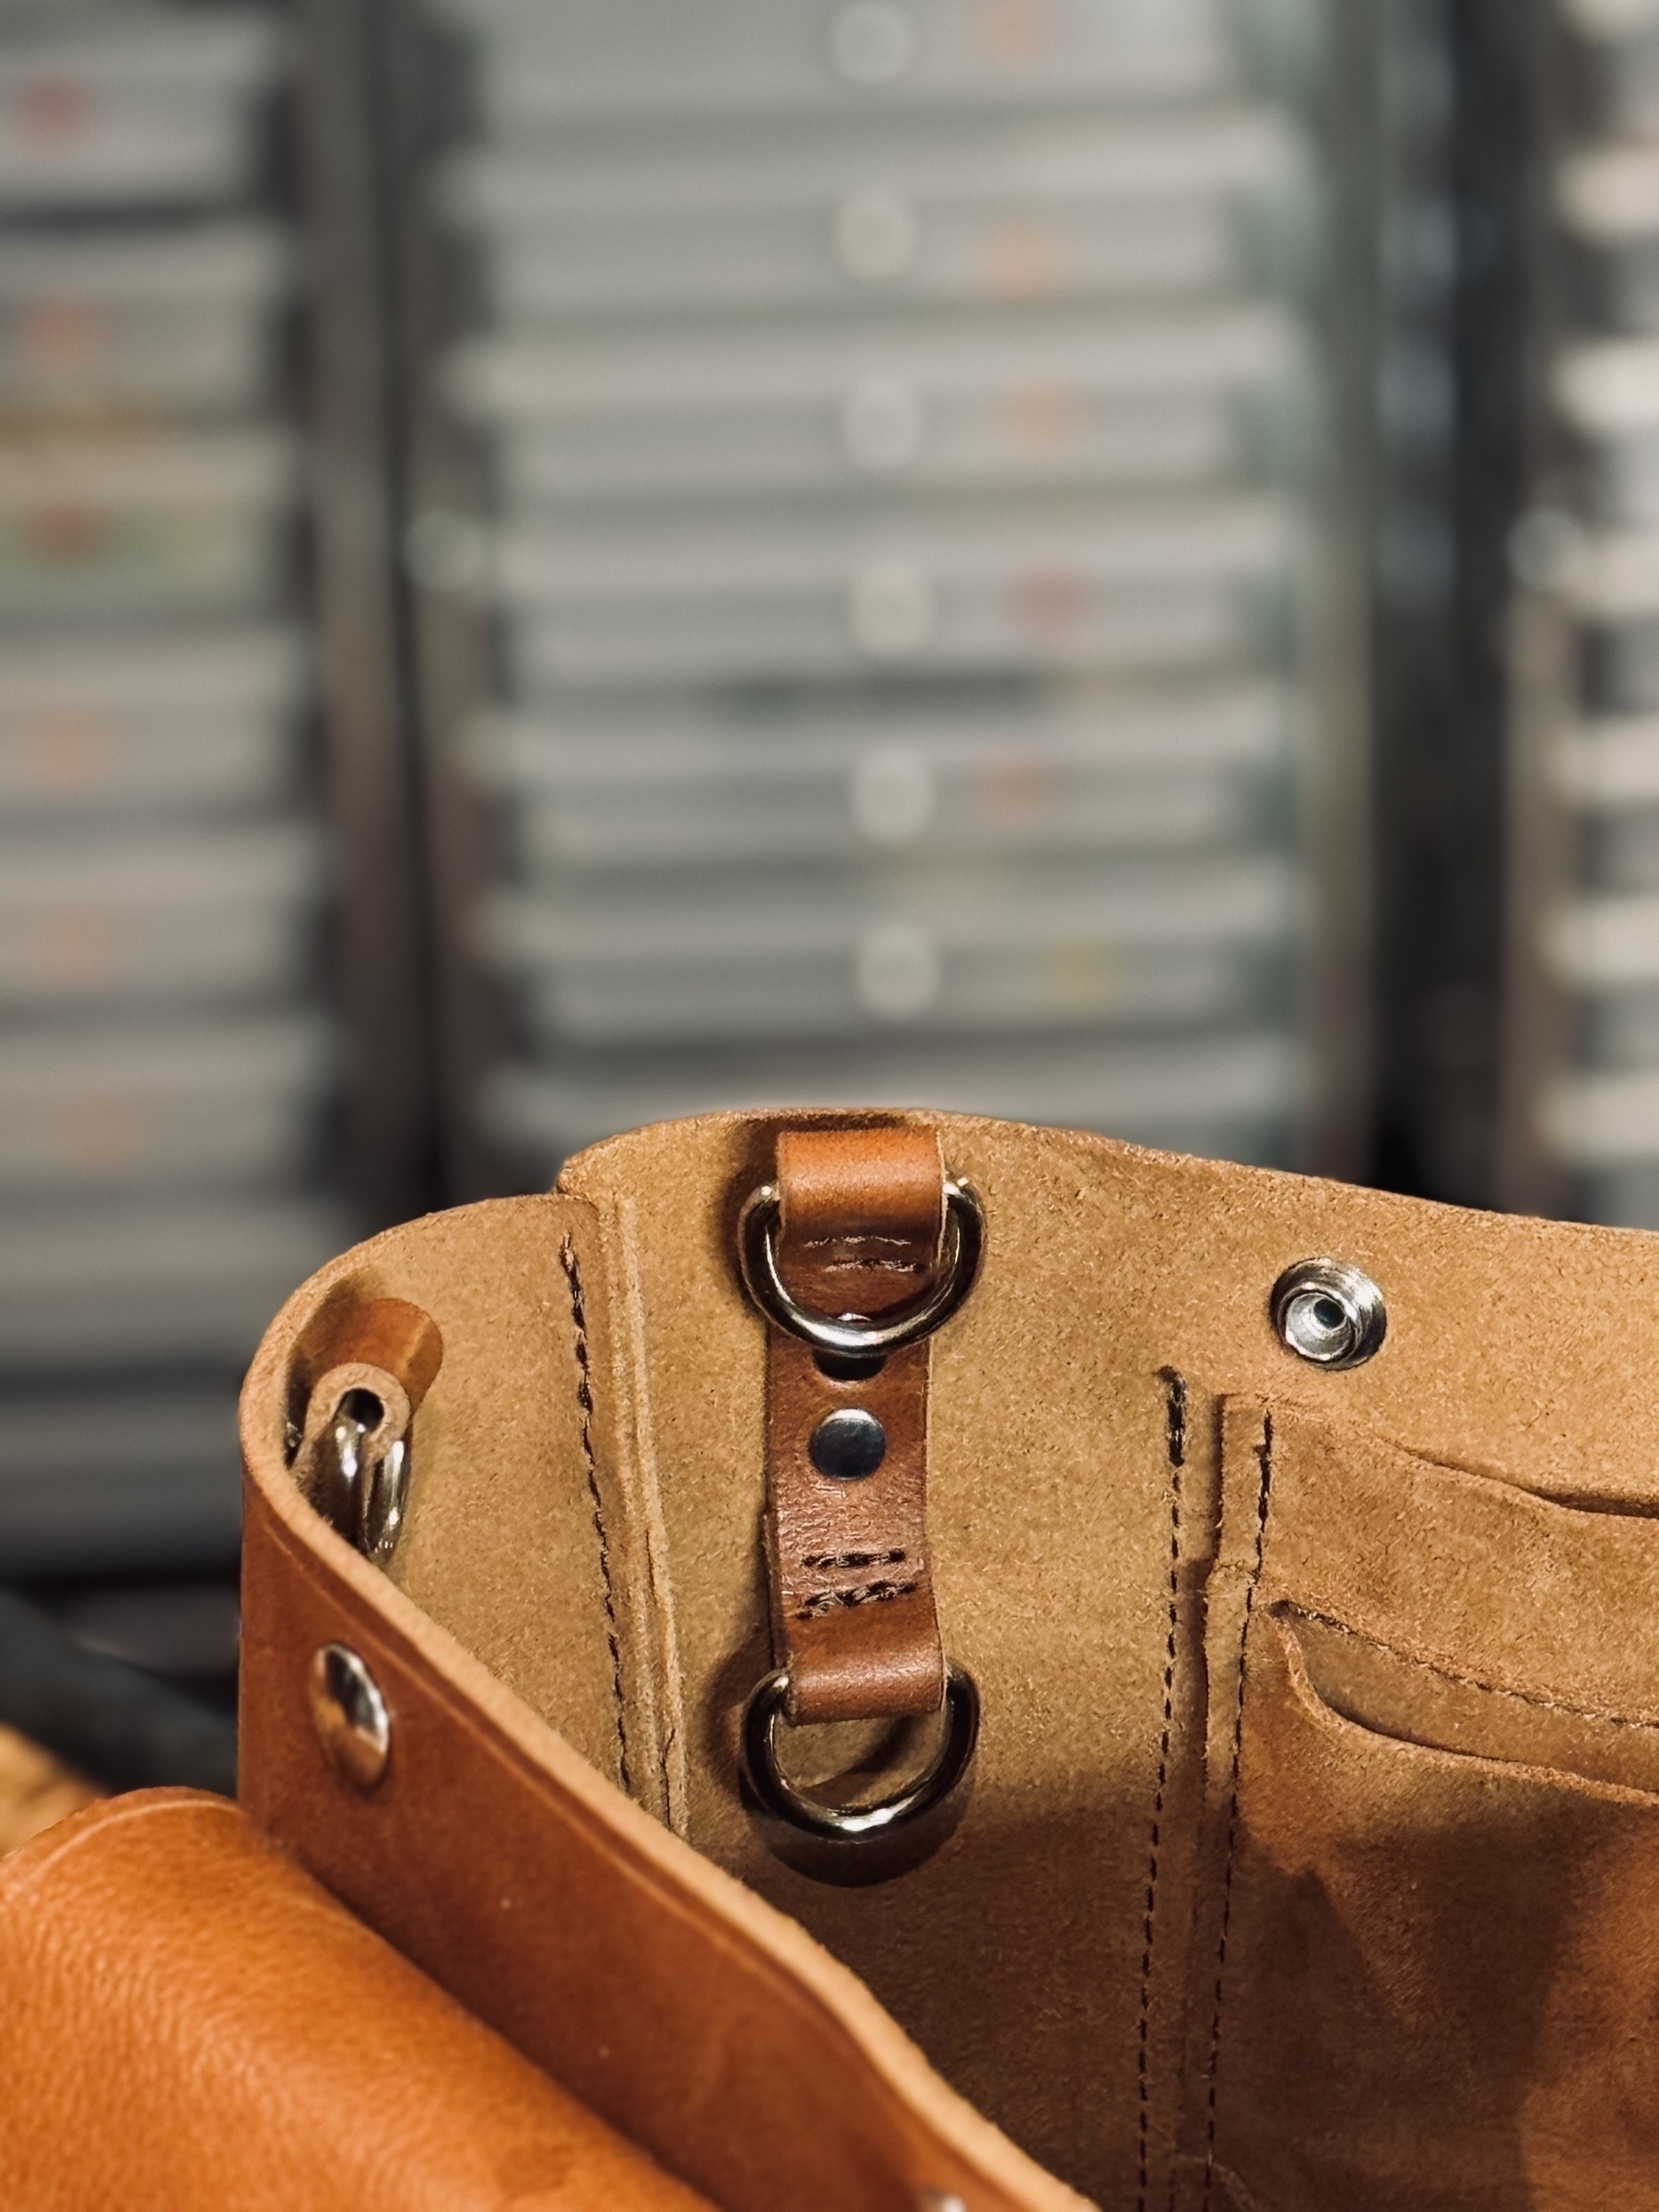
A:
<box><xmin>738</xmin><ymin>1177</ymin><xmax>983</xmax><ymax>1357</ymax></box>
<box><xmin>739</xmin><ymin>1663</ymin><xmax>980</xmax><ymax>1886</ymax></box>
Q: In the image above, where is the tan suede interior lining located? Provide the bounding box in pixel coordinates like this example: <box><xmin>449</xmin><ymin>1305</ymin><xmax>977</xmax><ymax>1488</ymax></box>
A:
<box><xmin>259</xmin><ymin>1112</ymin><xmax>1659</xmax><ymax>2207</ymax></box>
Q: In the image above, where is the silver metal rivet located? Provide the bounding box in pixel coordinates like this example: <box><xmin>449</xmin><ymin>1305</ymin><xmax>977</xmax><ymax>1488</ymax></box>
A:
<box><xmin>309</xmin><ymin>1642</ymin><xmax>391</xmax><ymax>1791</ymax></box>
<box><xmin>1270</xmin><ymin>1258</ymin><xmax>1386</xmax><ymax>1371</ymax></box>
<box><xmin>809</xmin><ymin>1406</ymin><xmax>888</xmax><ymax>1480</ymax></box>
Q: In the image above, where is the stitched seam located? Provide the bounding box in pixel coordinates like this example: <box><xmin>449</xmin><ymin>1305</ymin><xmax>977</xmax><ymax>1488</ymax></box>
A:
<box><xmin>1137</xmin><ymin>1371</ymin><xmax>1187</xmax><ymax>2212</ymax></box>
<box><xmin>560</xmin><ymin>1236</ymin><xmax>630</xmax><ymax>1797</ymax></box>
<box><xmin>1283</xmin><ymin>1602</ymin><xmax>1659</xmax><ymax>1733</ymax></box>
<box><xmin>801</xmin><ymin>1547</ymin><xmax>907</xmax><ymax>1571</ymax></box>
<box><xmin>1203</xmin><ymin>1413</ymin><xmax>1273</xmax><ymax>2208</ymax></box>
<box><xmin>794</xmin><ymin>1578</ymin><xmax>919</xmax><ymax>1618</ymax></box>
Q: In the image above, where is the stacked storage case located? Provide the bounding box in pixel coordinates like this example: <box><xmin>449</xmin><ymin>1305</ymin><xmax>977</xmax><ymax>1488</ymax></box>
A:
<box><xmin>0</xmin><ymin>6</ymin><xmax>347</xmax><ymax>1572</ymax></box>
<box><xmin>419</xmin><ymin>0</ymin><xmax>1362</xmax><ymax>1177</ymax></box>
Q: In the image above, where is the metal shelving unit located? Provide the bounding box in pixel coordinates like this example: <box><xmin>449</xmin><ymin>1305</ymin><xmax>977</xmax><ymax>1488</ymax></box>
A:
<box><xmin>374</xmin><ymin>0</ymin><xmax>1374</xmax><ymax>1196</ymax></box>
<box><xmin>0</xmin><ymin>4</ymin><xmax>351</xmax><ymax>1576</ymax></box>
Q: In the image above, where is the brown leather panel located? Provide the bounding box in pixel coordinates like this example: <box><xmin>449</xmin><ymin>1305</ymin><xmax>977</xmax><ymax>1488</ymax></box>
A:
<box><xmin>559</xmin><ymin>1111</ymin><xmax>1659</xmax><ymax>2202</ymax></box>
<box><xmin>775</xmin><ymin>1124</ymin><xmax>945</xmax><ymax>1315</ymax></box>
<box><xmin>237</xmin><ymin>1473</ymin><xmax>1083</xmax><ymax>2212</ymax></box>
<box><xmin>0</xmin><ymin>1789</ymin><xmax>711</xmax><ymax>2212</ymax></box>
<box><xmin>767</xmin><ymin>1335</ymin><xmax>943</xmax><ymax>1724</ymax></box>
<box><xmin>767</xmin><ymin>1127</ymin><xmax>949</xmax><ymax>1724</ymax></box>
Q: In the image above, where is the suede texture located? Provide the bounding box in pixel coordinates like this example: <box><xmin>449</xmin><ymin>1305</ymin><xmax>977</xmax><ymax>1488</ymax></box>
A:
<box><xmin>230</xmin><ymin>1111</ymin><xmax>1659</xmax><ymax>2211</ymax></box>
<box><xmin>1198</xmin><ymin>1404</ymin><xmax>1659</xmax><ymax>2211</ymax></box>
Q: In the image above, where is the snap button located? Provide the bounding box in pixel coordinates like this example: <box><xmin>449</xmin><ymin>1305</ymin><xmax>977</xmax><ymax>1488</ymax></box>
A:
<box><xmin>308</xmin><ymin>1641</ymin><xmax>391</xmax><ymax>1791</ymax></box>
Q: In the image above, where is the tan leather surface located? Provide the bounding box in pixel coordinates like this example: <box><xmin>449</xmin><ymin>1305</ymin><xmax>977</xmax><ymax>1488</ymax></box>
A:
<box><xmin>238</xmin><ymin>1109</ymin><xmax>1659</xmax><ymax>2211</ymax></box>
<box><xmin>768</xmin><ymin>1125</ymin><xmax>947</xmax><ymax>1724</ymax></box>
<box><xmin>1193</xmin><ymin>1402</ymin><xmax>1659</xmax><ymax>2209</ymax></box>
<box><xmin>0</xmin><ymin>1724</ymin><xmax>96</xmax><ymax>1858</ymax></box>
<box><xmin>0</xmin><ymin>1788</ymin><xmax>712</xmax><ymax>2211</ymax></box>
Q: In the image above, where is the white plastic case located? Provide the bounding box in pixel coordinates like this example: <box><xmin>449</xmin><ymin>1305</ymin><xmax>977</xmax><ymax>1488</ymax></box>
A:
<box><xmin>443</xmin><ymin>108</ymin><xmax>1312</xmax><ymax>322</ymax></box>
<box><xmin>0</xmin><ymin>1011</ymin><xmax>334</xmax><ymax>1192</ymax></box>
<box><xmin>479</xmin><ymin>853</ymin><xmax>1298</xmax><ymax>1043</ymax></box>
<box><xmin>0</xmin><ymin>820</ymin><xmax>325</xmax><ymax>1008</ymax></box>
<box><xmin>467</xmin><ymin>681</ymin><xmax>1292</xmax><ymax>868</ymax></box>
<box><xmin>427</xmin><ymin>0</ymin><xmax>1249</xmax><ymax>122</ymax></box>
<box><xmin>0</xmin><ymin>624</ymin><xmax>308</xmax><ymax>819</ymax></box>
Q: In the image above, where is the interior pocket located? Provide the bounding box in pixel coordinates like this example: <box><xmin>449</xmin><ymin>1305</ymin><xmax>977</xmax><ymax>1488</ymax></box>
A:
<box><xmin>1196</xmin><ymin>1403</ymin><xmax>1659</xmax><ymax>2212</ymax></box>
<box><xmin>1286</xmin><ymin>1603</ymin><xmax>1659</xmax><ymax>1798</ymax></box>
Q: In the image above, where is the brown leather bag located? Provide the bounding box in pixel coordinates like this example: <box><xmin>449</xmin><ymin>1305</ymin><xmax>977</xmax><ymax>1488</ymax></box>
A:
<box><xmin>16</xmin><ymin>1108</ymin><xmax>1659</xmax><ymax>2209</ymax></box>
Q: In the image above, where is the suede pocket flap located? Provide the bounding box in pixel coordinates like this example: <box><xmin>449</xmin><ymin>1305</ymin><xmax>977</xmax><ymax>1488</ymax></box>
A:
<box><xmin>1253</xmin><ymin>1404</ymin><xmax>1659</xmax><ymax>1734</ymax></box>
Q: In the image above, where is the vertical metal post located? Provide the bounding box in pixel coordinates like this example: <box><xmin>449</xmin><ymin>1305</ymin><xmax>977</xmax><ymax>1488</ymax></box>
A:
<box><xmin>1371</xmin><ymin>0</ymin><xmax>1535</xmax><ymax>1206</ymax></box>
<box><xmin>291</xmin><ymin>0</ymin><xmax>439</xmax><ymax>1226</ymax></box>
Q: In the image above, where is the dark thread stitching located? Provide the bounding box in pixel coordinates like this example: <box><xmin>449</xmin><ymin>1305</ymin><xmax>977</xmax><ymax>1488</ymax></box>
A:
<box><xmin>794</xmin><ymin>1578</ymin><xmax>919</xmax><ymax>1619</ymax></box>
<box><xmin>1203</xmin><ymin>1413</ymin><xmax>1273</xmax><ymax>2208</ymax></box>
<box><xmin>1284</xmin><ymin>1602</ymin><xmax>1659</xmax><ymax>1733</ymax></box>
<box><xmin>801</xmin><ymin>1547</ymin><xmax>907</xmax><ymax>1571</ymax></box>
<box><xmin>1136</xmin><ymin>1370</ymin><xmax>1186</xmax><ymax>2212</ymax></box>
<box><xmin>559</xmin><ymin>1236</ymin><xmax>630</xmax><ymax>1797</ymax></box>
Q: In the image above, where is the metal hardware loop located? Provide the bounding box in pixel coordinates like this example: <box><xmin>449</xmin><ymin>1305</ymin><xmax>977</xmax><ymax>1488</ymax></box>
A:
<box><xmin>738</xmin><ymin>1176</ymin><xmax>983</xmax><ymax>1355</ymax></box>
<box><xmin>740</xmin><ymin>1662</ymin><xmax>980</xmax><ymax>1886</ymax></box>
<box><xmin>316</xmin><ymin>1395</ymin><xmax>409</xmax><ymax>1566</ymax></box>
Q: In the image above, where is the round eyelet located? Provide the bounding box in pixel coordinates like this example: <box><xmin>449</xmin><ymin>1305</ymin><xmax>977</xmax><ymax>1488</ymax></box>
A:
<box><xmin>1270</xmin><ymin>1258</ymin><xmax>1387</xmax><ymax>1371</ymax></box>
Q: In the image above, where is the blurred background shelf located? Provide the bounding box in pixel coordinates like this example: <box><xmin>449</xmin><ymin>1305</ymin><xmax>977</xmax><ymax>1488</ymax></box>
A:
<box><xmin>0</xmin><ymin>0</ymin><xmax>352</xmax><ymax>1689</ymax></box>
<box><xmin>389</xmin><ymin>0</ymin><xmax>1370</xmax><ymax>1207</ymax></box>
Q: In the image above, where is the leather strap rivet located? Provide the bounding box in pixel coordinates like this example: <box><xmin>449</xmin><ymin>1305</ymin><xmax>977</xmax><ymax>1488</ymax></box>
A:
<box><xmin>809</xmin><ymin>1407</ymin><xmax>888</xmax><ymax>1481</ymax></box>
<box><xmin>309</xmin><ymin>1642</ymin><xmax>391</xmax><ymax>1792</ymax></box>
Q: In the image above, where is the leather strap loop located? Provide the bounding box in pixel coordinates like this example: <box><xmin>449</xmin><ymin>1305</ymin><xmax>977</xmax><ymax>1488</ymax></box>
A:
<box><xmin>289</xmin><ymin>1300</ymin><xmax>443</xmax><ymax>1562</ymax></box>
<box><xmin>300</xmin><ymin>1298</ymin><xmax>444</xmax><ymax>1414</ymax></box>
<box><xmin>765</xmin><ymin>1127</ymin><xmax>948</xmax><ymax>1725</ymax></box>
<box><xmin>775</xmin><ymin>1127</ymin><xmax>947</xmax><ymax>1318</ymax></box>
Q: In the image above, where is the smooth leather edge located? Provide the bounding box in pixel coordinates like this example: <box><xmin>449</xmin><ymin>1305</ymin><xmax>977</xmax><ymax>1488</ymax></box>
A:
<box><xmin>238</xmin><ymin>1181</ymin><xmax>1087</xmax><ymax>2212</ymax></box>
